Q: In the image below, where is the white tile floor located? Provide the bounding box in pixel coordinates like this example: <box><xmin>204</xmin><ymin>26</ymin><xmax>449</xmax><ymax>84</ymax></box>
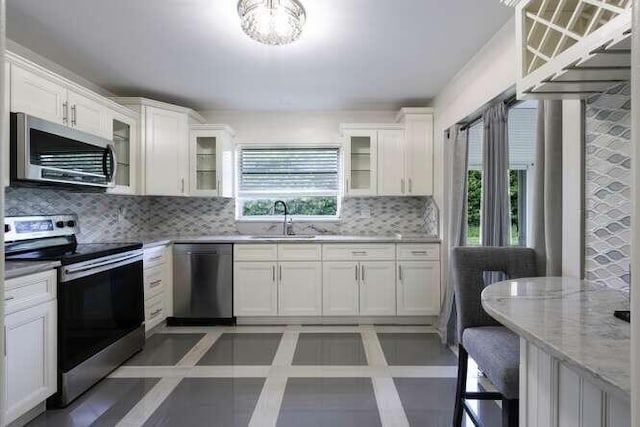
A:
<box><xmin>29</xmin><ymin>324</ymin><xmax>500</xmax><ymax>427</ymax></box>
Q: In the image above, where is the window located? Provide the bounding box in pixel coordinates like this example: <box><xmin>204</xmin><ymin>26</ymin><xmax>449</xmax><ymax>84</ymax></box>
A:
<box><xmin>237</xmin><ymin>147</ymin><xmax>341</xmax><ymax>220</ymax></box>
<box><xmin>465</xmin><ymin>101</ymin><xmax>537</xmax><ymax>246</ymax></box>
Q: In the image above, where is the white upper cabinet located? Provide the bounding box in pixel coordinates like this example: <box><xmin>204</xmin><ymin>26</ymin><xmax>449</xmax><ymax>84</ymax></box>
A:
<box><xmin>145</xmin><ymin>106</ymin><xmax>189</xmax><ymax>196</ymax></box>
<box><xmin>10</xmin><ymin>62</ymin><xmax>113</xmax><ymax>140</ymax></box>
<box><xmin>11</xmin><ymin>64</ymin><xmax>67</xmax><ymax>125</ymax></box>
<box><xmin>107</xmin><ymin>110</ymin><xmax>139</xmax><ymax>195</ymax></box>
<box><xmin>189</xmin><ymin>125</ymin><xmax>235</xmax><ymax>197</ymax></box>
<box><xmin>516</xmin><ymin>0</ymin><xmax>631</xmax><ymax>99</ymax></box>
<box><xmin>67</xmin><ymin>88</ymin><xmax>112</xmax><ymax>139</ymax></box>
<box><xmin>342</xmin><ymin>128</ymin><xmax>378</xmax><ymax>196</ymax></box>
<box><xmin>342</xmin><ymin>114</ymin><xmax>433</xmax><ymax>197</ymax></box>
<box><xmin>377</xmin><ymin>129</ymin><xmax>406</xmax><ymax>196</ymax></box>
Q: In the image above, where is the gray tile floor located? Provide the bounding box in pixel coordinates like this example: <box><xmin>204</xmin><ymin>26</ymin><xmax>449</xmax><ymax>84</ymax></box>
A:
<box><xmin>28</xmin><ymin>326</ymin><xmax>500</xmax><ymax>427</ymax></box>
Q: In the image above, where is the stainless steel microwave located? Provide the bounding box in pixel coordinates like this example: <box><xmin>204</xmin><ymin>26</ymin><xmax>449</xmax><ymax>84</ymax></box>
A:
<box><xmin>11</xmin><ymin>112</ymin><xmax>116</xmax><ymax>188</ymax></box>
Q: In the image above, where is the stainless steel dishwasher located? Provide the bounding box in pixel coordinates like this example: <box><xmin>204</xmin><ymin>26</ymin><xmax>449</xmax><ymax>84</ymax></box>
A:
<box><xmin>169</xmin><ymin>244</ymin><xmax>235</xmax><ymax>325</ymax></box>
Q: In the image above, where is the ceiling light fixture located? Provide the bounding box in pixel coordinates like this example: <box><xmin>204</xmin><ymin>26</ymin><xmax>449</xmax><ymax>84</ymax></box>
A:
<box><xmin>237</xmin><ymin>0</ymin><xmax>306</xmax><ymax>46</ymax></box>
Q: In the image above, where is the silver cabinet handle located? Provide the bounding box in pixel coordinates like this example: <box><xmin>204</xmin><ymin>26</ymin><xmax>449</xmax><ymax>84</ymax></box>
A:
<box><xmin>181</xmin><ymin>178</ymin><xmax>185</xmax><ymax>194</ymax></box>
<box><xmin>346</xmin><ymin>179</ymin><xmax>350</xmax><ymax>193</ymax></box>
<box><xmin>355</xmin><ymin>264</ymin><xmax>359</xmax><ymax>281</ymax></box>
<box><xmin>149</xmin><ymin>308</ymin><xmax>162</xmax><ymax>318</ymax></box>
<box><xmin>409</xmin><ymin>179</ymin><xmax>412</xmax><ymax>194</ymax></box>
<box><xmin>398</xmin><ymin>265</ymin><xmax>402</xmax><ymax>281</ymax></box>
<box><xmin>62</xmin><ymin>101</ymin><xmax>68</xmax><ymax>124</ymax></box>
<box><xmin>71</xmin><ymin>104</ymin><xmax>77</xmax><ymax>126</ymax></box>
<box><xmin>361</xmin><ymin>265</ymin><xmax>365</xmax><ymax>282</ymax></box>
<box><xmin>272</xmin><ymin>265</ymin><xmax>276</xmax><ymax>282</ymax></box>
<box><xmin>4</xmin><ymin>296</ymin><xmax>14</xmax><ymax>301</ymax></box>
<box><xmin>149</xmin><ymin>279</ymin><xmax>162</xmax><ymax>288</ymax></box>
<box><xmin>411</xmin><ymin>251</ymin><xmax>428</xmax><ymax>255</ymax></box>
<box><xmin>401</xmin><ymin>179</ymin><xmax>405</xmax><ymax>194</ymax></box>
<box><xmin>217</xmin><ymin>180</ymin><xmax>220</xmax><ymax>191</ymax></box>
<box><xmin>279</xmin><ymin>265</ymin><xmax>282</xmax><ymax>281</ymax></box>
<box><xmin>352</xmin><ymin>251</ymin><xmax>367</xmax><ymax>256</ymax></box>
<box><xmin>148</xmin><ymin>255</ymin><xmax>162</xmax><ymax>262</ymax></box>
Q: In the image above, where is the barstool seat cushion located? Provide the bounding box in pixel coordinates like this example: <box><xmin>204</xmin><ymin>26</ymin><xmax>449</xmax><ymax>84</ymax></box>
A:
<box><xmin>462</xmin><ymin>326</ymin><xmax>520</xmax><ymax>399</ymax></box>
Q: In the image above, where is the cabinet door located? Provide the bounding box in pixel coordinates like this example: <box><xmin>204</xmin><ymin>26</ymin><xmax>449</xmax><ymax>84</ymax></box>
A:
<box><xmin>108</xmin><ymin>112</ymin><xmax>138</xmax><ymax>195</ymax></box>
<box><xmin>3</xmin><ymin>61</ymin><xmax>10</xmax><ymax>188</ymax></box>
<box><xmin>397</xmin><ymin>261</ymin><xmax>440</xmax><ymax>316</ymax></box>
<box><xmin>67</xmin><ymin>89</ymin><xmax>112</xmax><ymax>139</ymax></box>
<box><xmin>359</xmin><ymin>261</ymin><xmax>396</xmax><ymax>316</ymax></box>
<box><xmin>344</xmin><ymin>130</ymin><xmax>378</xmax><ymax>196</ymax></box>
<box><xmin>278</xmin><ymin>262</ymin><xmax>322</xmax><ymax>316</ymax></box>
<box><xmin>5</xmin><ymin>300</ymin><xmax>57</xmax><ymax>425</ymax></box>
<box><xmin>404</xmin><ymin>115</ymin><xmax>433</xmax><ymax>196</ymax></box>
<box><xmin>189</xmin><ymin>129</ymin><xmax>219</xmax><ymax>197</ymax></box>
<box><xmin>322</xmin><ymin>262</ymin><xmax>359</xmax><ymax>316</ymax></box>
<box><xmin>10</xmin><ymin>64</ymin><xmax>66</xmax><ymax>125</ymax></box>
<box><xmin>377</xmin><ymin>129</ymin><xmax>406</xmax><ymax>196</ymax></box>
<box><xmin>234</xmin><ymin>262</ymin><xmax>278</xmax><ymax>316</ymax></box>
<box><xmin>144</xmin><ymin>106</ymin><xmax>189</xmax><ymax>196</ymax></box>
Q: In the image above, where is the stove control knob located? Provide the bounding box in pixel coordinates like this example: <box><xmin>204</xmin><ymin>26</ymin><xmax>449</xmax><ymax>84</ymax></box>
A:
<box><xmin>4</xmin><ymin>224</ymin><xmax>9</xmax><ymax>233</ymax></box>
<box><xmin>66</xmin><ymin>220</ymin><xmax>76</xmax><ymax>228</ymax></box>
<box><xmin>56</xmin><ymin>221</ymin><xmax>65</xmax><ymax>228</ymax></box>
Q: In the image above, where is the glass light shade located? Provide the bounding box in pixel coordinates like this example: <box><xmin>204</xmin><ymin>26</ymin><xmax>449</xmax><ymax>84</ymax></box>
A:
<box><xmin>237</xmin><ymin>0</ymin><xmax>306</xmax><ymax>45</ymax></box>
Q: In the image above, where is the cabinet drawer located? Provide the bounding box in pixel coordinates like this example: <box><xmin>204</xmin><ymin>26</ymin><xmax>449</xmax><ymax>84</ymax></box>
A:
<box><xmin>396</xmin><ymin>244</ymin><xmax>440</xmax><ymax>261</ymax></box>
<box><xmin>144</xmin><ymin>265</ymin><xmax>165</xmax><ymax>301</ymax></box>
<box><xmin>278</xmin><ymin>244</ymin><xmax>322</xmax><ymax>261</ymax></box>
<box><xmin>234</xmin><ymin>244</ymin><xmax>278</xmax><ymax>261</ymax></box>
<box><xmin>5</xmin><ymin>270</ymin><xmax>57</xmax><ymax>314</ymax></box>
<box><xmin>144</xmin><ymin>246</ymin><xmax>167</xmax><ymax>268</ymax></box>
<box><xmin>145</xmin><ymin>292</ymin><xmax>166</xmax><ymax>331</ymax></box>
<box><xmin>322</xmin><ymin>244</ymin><xmax>395</xmax><ymax>261</ymax></box>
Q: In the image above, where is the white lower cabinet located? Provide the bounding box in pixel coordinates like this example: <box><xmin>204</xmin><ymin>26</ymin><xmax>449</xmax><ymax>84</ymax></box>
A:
<box><xmin>234</xmin><ymin>262</ymin><xmax>278</xmax><ymax>316</ymax></box>
<box><xmin>143</xmin><ymin>245</ymin><xmax>172</xmax><ymax>331</ymax></box>
<box><xmin>397</xmin><ymin>261</ymin><xmax>441</xmax><ymax>316</ymax></box>
<box><xmin>322</xmin><ymin>262</ymin><xmax>359</xmax><ymax>316</ymax></box>
<box><xmin>359</xmin><ymin>261</ymin><xmax>396</xmax><ymax>316</ymax></box>
<box><xmin>278</xmin><ymin>262</ymin><xmax>322</xmax><ymax>316</ymax></box>
<box><xmin>4</xmin><ymin>270</ymin><xmax>57</xmax><ymax>425</ymax></box>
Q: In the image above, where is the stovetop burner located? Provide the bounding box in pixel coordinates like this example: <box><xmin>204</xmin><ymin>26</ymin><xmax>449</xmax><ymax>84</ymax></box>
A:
<box><xmin>7</xmin><ymin>242</ymin><xmax>143</xmax><ymax>265</ymax></box>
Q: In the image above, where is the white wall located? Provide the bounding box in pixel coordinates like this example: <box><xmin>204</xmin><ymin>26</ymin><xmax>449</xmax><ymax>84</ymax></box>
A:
<box><xmin>199</xmin><ymin>110</ymin><xmax>398</xmax><ymax>145</ymax></box>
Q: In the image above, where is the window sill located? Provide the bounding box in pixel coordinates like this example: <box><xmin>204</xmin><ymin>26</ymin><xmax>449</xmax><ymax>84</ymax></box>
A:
<box><xmin>235</xmin><ymin>217</ymin><xmax>341</xmax><ymax>224</ymax></box>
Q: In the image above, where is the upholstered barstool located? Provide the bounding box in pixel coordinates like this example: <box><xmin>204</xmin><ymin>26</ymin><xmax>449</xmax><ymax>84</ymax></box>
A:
<box><xmin>451</xmin><ymin>247</ymin><xmax>538</xmax><ymax>427</ymax></box>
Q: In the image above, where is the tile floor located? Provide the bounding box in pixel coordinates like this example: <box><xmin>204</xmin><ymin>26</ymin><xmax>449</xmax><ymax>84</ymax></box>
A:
<box><xmin>29</xmin><ymin>325</ymin><xmax>501</xmax><ymax>427</ymax></box>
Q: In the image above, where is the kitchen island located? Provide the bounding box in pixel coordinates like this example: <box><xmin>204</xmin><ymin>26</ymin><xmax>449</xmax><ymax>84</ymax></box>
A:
<box><xmin>482</xmin><ymin>277</ymin><xmax>630</xmax><ymax>427</ymax></box>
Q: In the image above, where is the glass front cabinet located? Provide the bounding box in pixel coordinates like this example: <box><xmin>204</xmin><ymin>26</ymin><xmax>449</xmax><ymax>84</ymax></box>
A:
<box><xmin>342</xmin><ymin>127</ymin><xmax>378</xmax><ymax>196</ymax></box>
<box><xmin>189</xmin><ymin>125</ymin><xmax>235</xmax><ymax>197</ymax></box>
<box><xmin>107</xmin><ymin>111</ymin><xmax>138</xmax><ymax>195</ymax></box>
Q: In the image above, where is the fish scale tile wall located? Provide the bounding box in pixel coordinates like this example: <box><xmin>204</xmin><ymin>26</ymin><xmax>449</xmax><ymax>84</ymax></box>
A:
<box><xmin>584</xmin><ymin>83</ymin><xmax>631</xmax><ymax>292</ymax></box>
<box><xmin>4</xmin><ymin>187</ymin><xmax>439</xmax><ymax>242</ymax></box>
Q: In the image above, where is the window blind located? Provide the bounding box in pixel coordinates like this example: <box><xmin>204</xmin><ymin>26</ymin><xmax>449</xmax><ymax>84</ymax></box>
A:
<box><xmin>239</xmin><ymin>148</ymin><xmax>340</xmax><ymax>195</ymax></box>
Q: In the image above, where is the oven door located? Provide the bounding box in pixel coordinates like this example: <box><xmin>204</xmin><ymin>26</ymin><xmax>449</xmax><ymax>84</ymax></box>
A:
<box><xmin>12</xmin><ymin>112</ymin><xmax>117</xmax><ymax>188</ymax></box>
<box><xmin>58</xmin><ymin>251</ymin><xmax>143</xmax><ymax>372</ymax></box>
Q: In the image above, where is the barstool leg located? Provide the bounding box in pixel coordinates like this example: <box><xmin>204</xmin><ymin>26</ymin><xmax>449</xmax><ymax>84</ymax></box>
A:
<box><xmin>502</xmin><ymin>398</ymin><xmax>519</xmax><ymax>427</ymax></box>
<box><xmin>453</xmin><ymin>344</ymin><xmax>468</xmax><ymax>426</ymax></box>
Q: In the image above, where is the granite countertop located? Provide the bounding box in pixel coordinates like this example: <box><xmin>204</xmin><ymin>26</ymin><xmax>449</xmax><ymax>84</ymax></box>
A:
<box><xmin>5</xmin><ymin>260</ymin><xmax>61</xmax><ymax>280</ymax></box>
<box><xmin>114</xmin><ymin>234</ymin><xmax>442</xmax><ymax>249</ymax></box>
<box><xmin>482</xmin><ymin>277</ymin><xmax>630</xmax><ymax>401</ymax></box>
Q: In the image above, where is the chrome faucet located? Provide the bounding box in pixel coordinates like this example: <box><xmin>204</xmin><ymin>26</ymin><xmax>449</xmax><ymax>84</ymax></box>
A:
<box><xmin>273</xmin><ymin>200</ymin><xmax>294</xmax><ymax>236</ymax></box>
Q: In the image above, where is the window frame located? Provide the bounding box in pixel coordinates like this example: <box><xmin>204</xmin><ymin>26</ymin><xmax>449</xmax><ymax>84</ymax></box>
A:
<box><xmin>235</xmin><ymin>144</ymin><xmax>343</xmax><ymax>222</ymax></box>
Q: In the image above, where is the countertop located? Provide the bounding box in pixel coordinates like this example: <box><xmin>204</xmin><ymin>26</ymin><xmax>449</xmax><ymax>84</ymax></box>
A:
<box><xmin>5</xmin><ymin>260</ymin><xmax>61</xmax><ymax>280</ymax></box>
<box><xmin>111</xmin><ymin>234</ymin><xmax>442</xmax><ymax>249</ymax></box>
<box><xmin>482</xmin><ymin>277</ymin><xmax>630</xmax><ymax>401</ymax></box>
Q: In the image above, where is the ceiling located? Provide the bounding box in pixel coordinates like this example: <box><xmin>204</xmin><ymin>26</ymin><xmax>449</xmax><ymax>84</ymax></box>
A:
<box><xmin>6</xmin><ymin>0</ymin><xmax>513</xmax><ymax>111</ymax></box>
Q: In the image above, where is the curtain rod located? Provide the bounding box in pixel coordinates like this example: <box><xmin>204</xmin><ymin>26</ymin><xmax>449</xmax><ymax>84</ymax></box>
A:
<box><xmin>457</xmin><ymin>95</ymin><xmax>520</xmax><ymax>132</ymax></box>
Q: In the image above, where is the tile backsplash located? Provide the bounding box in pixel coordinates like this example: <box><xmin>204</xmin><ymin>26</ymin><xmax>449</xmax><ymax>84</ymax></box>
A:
<box><xmin>584</xmin><ymin>83</ymin><xmax>631</xmax><ymax>292</ymax></box>
<box><xmin>4</xmin><ymin>187</ymin><xmax>439</xmax><ymax>242</ymax></box>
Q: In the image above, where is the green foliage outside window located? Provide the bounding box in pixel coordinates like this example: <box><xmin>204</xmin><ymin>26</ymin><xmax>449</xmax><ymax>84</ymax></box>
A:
<box><xmin>242</xmin><ymin>197</ymin><xmax>338</xmax><ymax>217</ymax></box>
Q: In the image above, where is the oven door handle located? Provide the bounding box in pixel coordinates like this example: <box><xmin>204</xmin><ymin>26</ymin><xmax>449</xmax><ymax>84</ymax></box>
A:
<box><xmin>62</xmin><ymin>252</ymin><xmax>142</xmax><ymax>281</ymax></box>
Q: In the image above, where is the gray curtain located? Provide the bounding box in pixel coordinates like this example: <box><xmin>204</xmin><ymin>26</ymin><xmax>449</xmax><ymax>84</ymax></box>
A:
<box><xmin>531</xmin><ymin>100</ymin><xmax>563</xmax><ymax>275</ymax></box>
<box><xmin>439</xmin><ymin>125</ymin><xmax>468</xmax><ymax>345</ymax></box>
<box><xmin>481</xmin><ymin>103</ymin><xmax>511</xmax><ymax>247</ymax></box>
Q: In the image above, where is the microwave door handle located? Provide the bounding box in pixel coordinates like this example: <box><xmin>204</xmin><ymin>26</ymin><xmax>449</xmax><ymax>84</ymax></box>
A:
<box><xmin>102</xmin><ymin>144</ymin><xmax>117</xmax><ymax>184</ymax></box>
